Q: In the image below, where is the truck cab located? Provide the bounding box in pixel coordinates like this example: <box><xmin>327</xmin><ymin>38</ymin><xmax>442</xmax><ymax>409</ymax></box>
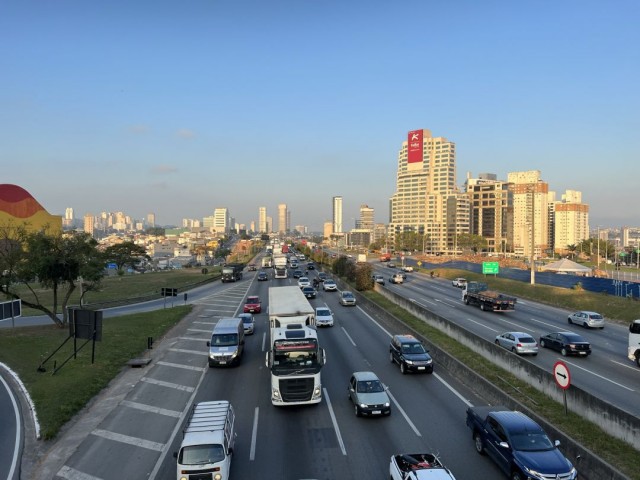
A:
<box><xmin>628</xmin><ymin>319</ymin><xmax>640</xmax><ymax>367</ymax></box>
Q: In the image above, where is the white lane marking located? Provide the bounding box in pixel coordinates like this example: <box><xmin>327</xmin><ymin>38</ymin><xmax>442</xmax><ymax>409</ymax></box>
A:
<box><xmin>169</xmin><ymin>348</ymin><xmax>207</xmax><ymax>356</ymax></box>
<box><xmin>193</xmin><ymin>321</ymin><xmax>215</xmax><ymax>325</ymax></box>
<box><xmin>141</xmin><ymin>377</ymin><xmax>195</xmax><ymax>392</ymax></box>
<box><xmin>0</xmin><ymin>374</ymin><xmax>20</xmax><ymax>480</ymax></box>
<box><xmin>92</xmin><ymin>429</ymin><xmax>164</xmax><ymax>451</ymax></box>
<box><xmin>156</xmin><ymin>361</ymin><xmax>205</xmax><ymax>372</ymax></box>
<box><xmin>562</xmin><ymin>360</ymin><xmax>635</xmax><ymax>392</ymax></box>
<box><xmin>250</xmin><ymin>407</ymin><xmax>259</xmax><ymax>461</ymax></box>
<box><xmin>120</xmin><ymin>400</ymin><xmax>182</xmax><ymax>418</ymax></box>
<box><xmin>356</xmin><ymin>306</ymin><xmax>392</xmax><ymax>337</ymax></box>
<box><xmin>186</xmin><ymin>328</ymin><xmax>212</xmax><ymax>333</ymax></box>
<box><xmin>610</xmin><ymin>359</ymin><xmax>640</xmax><ymax>371</ymax></box>
<box><xmin>463</xmin><ymin>317</ymin><xmax>500</xmax><ymax>332</ymax></box>
<box><xmin>411</xmin><ymin>299</ymin><xmax>438</xmax><ymax>307</ymax></box>
<box><xmin>435</xmin><ymin>298</ymin><xmax>458</xmax><ymax>308</ymax></box>
<box><xmin>433</xmin><ymin>372</ymin><xmax>474</xmax><ymax>407</ymax></box>
<box><xmin>323</xmin><ymin>388</ymin><xmax>347</xmax><ymax>455</ymax></box>
<box><xmin>341</xmin><ymin>326</ymin><xmax>357</xmax><ymax>346</ymax></box>
<box><xmin>57</xmin><ymin>465</ymin><xmax>103</xmax><ymax>480</ymax></box>
<box><xmin>261</xmin><ymin>331</ymin><xmax>267</xmax><ymax>352</ymax></box>
<box><xmin>385</xmin><ymin>390</ymin><xmax>421</xmax><ymax>437</ymax></box>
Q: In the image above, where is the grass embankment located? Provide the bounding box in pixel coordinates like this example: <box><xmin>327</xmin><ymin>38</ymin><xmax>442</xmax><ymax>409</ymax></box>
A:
<box><xmin>0</xmin><ymin>306</ymin><xmax>191</xmax><ymax>439</ymax></box>
<box><xmin>15</xmin><ymin>268</ymin><xmax>219</xmax><ymax>316</ymax></box>
<box><xmin>431</xmin><ymin>268</ymin><xmax>639</xmax><ymax>323</ymax></box>
<box><xmin>360</xmin><ymin>272</ymin><xmax>640</xmax><ymax>479</ymax></box>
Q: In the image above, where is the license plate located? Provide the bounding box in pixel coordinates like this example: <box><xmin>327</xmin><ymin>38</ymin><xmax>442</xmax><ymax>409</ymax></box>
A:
<box><xmin>372</xmin><ymin>410</ymin><xmax>381</xmax><ymax>415</ymax></box>
<box><xmin>219</xmin><ymin>361</ymin><xmax>227</xmax><ymax>365</ymax></box>
<box><xmin>418</xmin><ymin>367</ymin><xmax>425</xmax><ymax>370</ymax></box>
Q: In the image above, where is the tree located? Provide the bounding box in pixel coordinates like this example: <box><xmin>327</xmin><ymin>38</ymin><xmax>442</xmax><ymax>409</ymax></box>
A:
<box><xmin>456</xmin><ymin>234</ymin><xmax>487</xmax><ymax>254</ymax></box>
<box><xmin>394</xmin><ymin>232</ymin><xmax>421</xmax><ymax>252</ymax></box>
<box><xmin>355</xmin><ymin>263</ymin><xmax>373</xmax><ymax>291</ymax></box>
<box><xmin>567</xmin><ymin>244</ymin><xmax>577</xmax><ymax>259</ymax></box>
<box><xmin>2</xmin><ymin>230</ymin><xmax>105</xmax><ymax>326</ymax></box>
<box><xmin>103</xmin><ymin>241</ymin><xmax>150</xmax><ymax>273</ymax></box>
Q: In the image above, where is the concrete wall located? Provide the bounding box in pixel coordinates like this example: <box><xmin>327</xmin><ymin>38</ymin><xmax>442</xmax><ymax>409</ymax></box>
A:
<box><xmin>348</xmin><ymin>283</ymin><xmax>631</xmax><ymax>480</ymax></box>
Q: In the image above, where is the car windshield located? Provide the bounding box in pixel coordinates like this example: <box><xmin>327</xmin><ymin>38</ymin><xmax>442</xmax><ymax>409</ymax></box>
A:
<box><xmin>402</xmin><ymin>343</ymin><xmax>426</xmax><ymax>354</ymax></box>
<box><xmin>211</xmin><ymin>334</ymin><xmax>238</xmax><ymax>346</ymax></box>
<box><xmin>509</xmin><ymin>432</ymin><xmax>555</xmax><ymax>452</ymax></box>
<box><xmin>179</xmin><ymin>444</ymin><xmax>225</xmax><ymax>465</ymax></box>
<box><xmin>317</xmin><ymin>309</ymin><xmax>330</xmax><ymax>316</ymax></box>
<box><xmin>240</xmin><ymin>316</ymin><xmax>252</xmax><ymax>325</ymax></box>
<box><xmin>357</xmin><ymin>380</ymin><xmax>384</xmax><ymax>393</ymax></box>
<box><xmin>247</xmin><ymin>297</ymin><xmax>259</xmax><ymax>303</ymax></box>
<box><xmin>343</xmin><ymin>293</ymin><xmax>354</xmax><ymax>298</ymax></box>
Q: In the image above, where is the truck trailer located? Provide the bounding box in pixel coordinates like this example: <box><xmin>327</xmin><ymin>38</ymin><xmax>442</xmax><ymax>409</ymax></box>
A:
<box><xmin>461</xmin><ymin>281</ymin><xmax>516</xmax><ymax>312</ymax></box>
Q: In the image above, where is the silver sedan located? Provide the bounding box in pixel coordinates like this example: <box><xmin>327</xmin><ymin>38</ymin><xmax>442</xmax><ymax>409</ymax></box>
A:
<box><xmin>494</xmin><ymin>331</ymin><xmax>539</xmax><ymax>356</ymax></box>
<box><xmin>568</xmin><ymin>311</ymin><xmax>605</xmax><ymax>329</ymax></box>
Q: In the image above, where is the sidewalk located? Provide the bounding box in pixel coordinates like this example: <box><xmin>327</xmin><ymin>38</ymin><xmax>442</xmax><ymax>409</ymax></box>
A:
<box><xmin>20</xmin><ymin>304</ymin><xmax>205</xmax><ymax>480</ymax></box>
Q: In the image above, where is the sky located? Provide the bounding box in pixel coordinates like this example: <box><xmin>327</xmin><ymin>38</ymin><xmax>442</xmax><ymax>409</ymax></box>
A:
<box><xmin>1</xmin><ymin>0</ymin><xmax>638</xmax><ymax>231</ymax></box>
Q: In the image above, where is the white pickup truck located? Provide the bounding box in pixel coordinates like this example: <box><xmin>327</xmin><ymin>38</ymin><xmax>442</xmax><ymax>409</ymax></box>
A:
<box><xmin>390</xmin><ymin>453</ymin><xmax>457</xmax><ymax>480</ymax></box>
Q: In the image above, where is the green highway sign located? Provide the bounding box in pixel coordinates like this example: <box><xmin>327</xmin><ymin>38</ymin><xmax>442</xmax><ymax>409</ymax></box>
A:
<box><xmin>482</xmin><ymin>261</ymin><xmax>500</xmax><ymax>275</ymax></box>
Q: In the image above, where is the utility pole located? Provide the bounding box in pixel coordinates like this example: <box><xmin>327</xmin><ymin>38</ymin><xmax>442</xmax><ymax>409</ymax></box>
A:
<box><xmin>530</xmin><ymin>185</ymin><xmax>536</xmax><ymax>285</ymax></box>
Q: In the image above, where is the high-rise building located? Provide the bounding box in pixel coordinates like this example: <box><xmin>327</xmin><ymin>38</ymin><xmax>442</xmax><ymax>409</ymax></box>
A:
<box><xmin>258</xmin><ymin>207</ymin><xmax>267</xmax><ymax>233</ymax></box>
<box><xmin>267</xmin><ymin>216</ymin><xmax>273</xmax><ymax>233</ymax></box>
<box><xmin>83</xmin><ymin>214</ymin><xmax>95</xmax><ymax>236</ymax></box>
<box><xmin>65</xmin><ymin>208</ymin><xmax>74</xmax><ymax>220</ymax></box>
<box><xmin>551</xmin><ymin>190</ymin><xmax>589</xmax><ymax>255</ymax></box>
<box><xmin>213</xmin><ymin>208</ymin><xmax>231</xmax><ymax>234</ymax></box>
<box><xmin>277</xmin><ymin>204</ymin><xmax>288</xmax><ymax>234</ymax></box>
<box><xmin>323</xmin><ymin>222</ymin><xmax>333</xmax><ymax>241</ymax></box>
<box><xmin>357</xmin><ymin>204</ymin><xmax>374</xmax><ymax>231</ymax></box>
<box><xmin>146</xmin><ymin>213</ymin><xmax>156</xmax><ymax>227</ymax></box>
<box><xmin>332</xmin><ymin>196</ymin><xmax>343</xmax><ymax>234</ymax></box>
<box><xmin>465</xmin><ymin>173</ymin><xmax>513</xmax><ymax>254</ymax></box>
<box><xmin>507</xmin><ymin>170</ymin><xmax>549</xmax><ymax>258</ymax></box>
<box><xmin>389</xmin><ymin>129</ymin><xmax>466</xmax><ymax>254</ymax></box>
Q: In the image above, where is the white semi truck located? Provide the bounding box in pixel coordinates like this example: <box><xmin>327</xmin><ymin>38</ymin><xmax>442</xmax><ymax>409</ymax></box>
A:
<box><xmin>273</xmin><ymin>253</ymin><xmax>288</xmax><ymax>279</ymax></box>
<box><xmin>628</xmin><ymin>319</ymin><xmax>640</xmax><ymax>367</ymax></box>
<box><xmin>266</xmin><ymin>286</ymin><xmax>325</xmax><ymax>405</ymax></box>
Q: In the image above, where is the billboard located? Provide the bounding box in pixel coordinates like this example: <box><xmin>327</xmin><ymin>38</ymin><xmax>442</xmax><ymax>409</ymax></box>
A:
<box><xmin>407</xmin><ymin>129</ymin><xmax>423</xmax><ymax>163</ymax></box>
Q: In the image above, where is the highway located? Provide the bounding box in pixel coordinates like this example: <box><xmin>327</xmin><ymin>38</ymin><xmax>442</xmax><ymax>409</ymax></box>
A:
<box><xmin>371</xmin><ymin>262</ymin><xmax>640</xmax><ymax>417</ymax></box>
<box><xmin>45</xmin><ymin>269</ymin><xmax>507</xmax><ymax>479</ymax></box>
<box><xmin>0</xmin><ymin>373</ymin><xmax>21</xmax><ymax>480</ymax></box>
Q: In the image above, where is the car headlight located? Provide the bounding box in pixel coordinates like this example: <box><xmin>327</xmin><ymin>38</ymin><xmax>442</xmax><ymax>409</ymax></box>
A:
<box><xmin>405</xmin><ymin>360</ymin><xmax>414</xmax><ymax>365</ymax></box>
<box><xmin>384</xmin><ymin>402</ymin><xmax>390</xmax><ymax>407</ymax></box>
<box><xmin>359</xmin><ymin>403</ymin><xmax>367</xmax><ymax>408</ymax></box>
<box><xmin>214</xmin><ymin>474</ymin><xmax>222</xmax><ymax>480</ymax></box>
<box><xmin>272</xmin><ymin>388</ymin><xmax>281</xmax><ymax>399</ymax></box>
<box><xmin>426</xmin><ymin>359</ymin><xmax>433</xmax><ymax>364</ymax></box>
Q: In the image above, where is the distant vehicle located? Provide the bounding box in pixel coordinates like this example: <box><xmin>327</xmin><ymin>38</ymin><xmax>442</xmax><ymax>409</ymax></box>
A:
<box><xmin>306</xmin><ymin>262</ymin><xmax>315</xmax><ymax>270</ymax></box>
<box><xmin>387</xmin><ymin>262</ymin><xmax>396</xmax><ymax>268</ymax></box>
<box><xmin>247</xmin><ymin>263</ymin><xmax>257</xmax><ymax>271</ymax></box>
<box><xmin>568</xmin><ymin>311</ymin><xmax>605</xmax><ymax>329</ymax></box>
<box><xmin>539</xmin><ymin>331</ymin><xmax>591</xmax><ymax>357</ymax></box>
<box><xmin>348</xmin><ymin>371</ymin><xmax>391</xmax><ymax>417</ymax></box>
<box><xmin>629</xmin><ymin>319</ymin><xmax>640</xmax><ymax>367</ymax></box>
<box><xmin>257</xmin><ymin>271</ymin><xmax>269</xmax><ymax>281</ymax></box>
<box><xmin>322</xmin><ymin>279</ymin><xmax>337</xmax><ymax>291</ymax></box>
<box><xmin>389</xmin><ymin>334</ymin><xmax>433</xmax><ymax>374</ymax></box>
<box><xmin>292</xmin><ymin>269</ymin><xmax>303</xmax><ymax>278</ymax></box>
<box><xmin>389</xmin><ymin>453</ymin><xmax>457</xmax><ymax>480</ymax></box>
<box><xmin>379</xmin><ymin>253</ymin><xmax>391</xmax><ymax>262</ymax></box>
<box><xmin>357</xmin><ymin>254</ymin><xmax>367</xmax><ymax>263</ymax></box>
<box><xmin>462</xmin><ymin>281</ymin><xmax>516</xmax><ymax>312</ymax></box>
<box><xmin>452</xmin><ymin>277</ymin><xmax>467</xmax><ymax>288</ymax></box>
<box><xmin>372</xmin><ymin>274</ymin><xmax>385</xmax><ymax>285</ymax></box>
<box><xmin>243</xmin><ymin>295</ymin><xmax>262</xmax><ymax>313</ymax></box>
<box><xmin>261</xmin><ymin>257</ymin><xmax>272</xmax><ymax>268</ymax></box>
<box><xmin>297</xmin><ymin>277</ymin><xmax>311</xmax><ymax>288</ymax></box>
<box><xmin>301</xmin><ymin>286</ymin><xmax>317</xmax><ymax>299</ymax></box>
<box><xmin>315</xmin><ymin>307</ymin><xmax>334</xmax><ymax>327</ymax></box>
<box><xmin>466</xmin><ymin>406</ymin><xmax>577</xmax><ymax>480</ymax></box>
<box><xmin>389</xmin><ymin>273</ymin><xmax>404</xmax><ymax>284</ymax></box>
<box><xmin>400</xmin><ymin>265</ymin><xmax>413</xmax><ymax>272</ymax></box>
<box><xmin>317</xmin><ymin>272</ymin><xmax>327</xmax><ymax>282</ymax></box>
<box><xmin>339</xmin><ymin>291</ymin><xmax>356</xmax><ymax>306</ymax></box>
<box><xmin>221</xmin><ymin>263</ymin><xmax>244</xmax><ymax>283</ymax></box>
<box><xmin>494</xmin><ymin>332</ymin><xmax>538</xmax><ymax>356</ymax></box>
<box><xmin>238</xmin><ymin>313</ymin><xmax>255</xmax><ymax>335</ymax></box>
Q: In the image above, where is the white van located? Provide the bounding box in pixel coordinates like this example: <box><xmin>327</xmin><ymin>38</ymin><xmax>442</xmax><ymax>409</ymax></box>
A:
<box><xmin>207</xmin><ymin>318</ymin><xmax>244</xmax><ymax>367</ymax></box>
<box><xmin>175</xmin><ymin>400</ymin><xmax>235</xmax><ymax>480</ymax></box>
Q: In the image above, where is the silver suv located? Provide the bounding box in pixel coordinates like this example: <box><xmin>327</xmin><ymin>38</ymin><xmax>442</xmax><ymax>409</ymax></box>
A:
<box><xmin>339</xmin><ymin>291</ymin><xmax>356</xmax><ymax>306</ymax></box>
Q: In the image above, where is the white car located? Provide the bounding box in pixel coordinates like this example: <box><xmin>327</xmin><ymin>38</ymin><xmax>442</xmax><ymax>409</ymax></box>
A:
<box><xmin>297</xmin><ymin>277</ymin><xmax>311</xmax><ymax>288</ymax></box>
<box><xmin>568</xmin><ymin>311</ymin><xmax>605</xmax><ymax>329</ymax></box>
<box><xmin>401</xmin><ymin>266</ymin><xmax>413</xmax><ymax>272</ymax></box>
<box><xmin>315</xmin><ymin>307</ymin><xmax>334</xmax><ymax>327</ymax></box>
<box><xmin>323</xmin><ymin>279</ymin><xmax>337</xmax><ymax>291</ymax></box>
<box><xmin>452</xmin><ymin>278</ymin><xmax>467</xmax><ymax>288</ymax></box>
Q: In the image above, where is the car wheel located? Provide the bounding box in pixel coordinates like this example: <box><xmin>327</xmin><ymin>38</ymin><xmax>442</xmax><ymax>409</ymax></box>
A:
<box><xmin>539</xmin><ymin>339</ymin><xmax>546</xmax><ymax>348</ymax></box>
<box><xmin>400</xmin><ymin>362</ymin><xmax>407</xmax><ymax>374</ymax></box>
<box><xmin>511</xmin><ymin>472</ymin><xmax>523</xmax><ymax>480</ymax></box>
<box><xmin>567</xmin><ymin>317</ymin><xmax>572</xmax><ymax>324</ymax></box>
<box><xmin>474</xmin><ymin>432</ymin><xmax>485</xmax><ymax>455</ymax></box>
<box><xmin>636</xmin><ymin>355</ymin><xmax>640</xmax><ymax>368</ymax></box>
<box><xmin>494</xmin><ymin>339</ymin><xmax>500</xmax><ymax>346</ymax></box>
<box><xmin>480</xmin><ymin>303</ymin><xmax>486</xmax><ymax>311</ymax></box>
<box><xmin>389</xmin><ymin>351</ymin><xmax>395</xmax><ymax>363</ymax></box>
<box><xmin>464</xmin><ymin>296</ymin><xmax>470</xmax><ymax>305</ymax></box>
<box><xmin>511</xmin><ymin>347</ymin><xmax>517</xmax><ymax>354</ymax></box>
<box><xmin>583</xmin><ymin>322</ymin><xmax>588</xmax><ymax>328</ymax></box>
<box><xmin>354</xmin><ymin>405</ymin><xmax>361</xmax><ymax>417</ymax></box>
<box><xmin>561</xmin><ymin>348</ymin><xmax>568</xmax><ymax>356</ymax></box>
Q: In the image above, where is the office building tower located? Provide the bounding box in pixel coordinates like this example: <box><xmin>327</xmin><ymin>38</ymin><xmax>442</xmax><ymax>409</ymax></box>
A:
<box><xmin>332</xmin><ymin>196</ymin><xmax>343</xmax><ymax>234</ymax></box>
<box><xmin>357</xmin><ymin>204</ymin><xmax>374</xmax><ymax>231</ymax></box>
<box><xmin>278</xmin><ymin>204</ymin><xmax>288</xmax><ymax>234</ymax></box>
<box><xmin>147</xmin><ymin>213</ymin><xmax>156</xmax><ymax>227</ymax></box>
<box><xmin>84</xmin><ymin>214</ymin><xmax>95</xmax><ymax>236</ymax></box>
<box><xmin>389</xmin><ymin>129</ymin><xmax>466</xmax><ymax>254</ymax></box>
<box><xmin>551</xmin><ymin>190</ymin><xmax>589</xmax><ymax>255</ymax></box>
<box><xmin>213</xmin><ymin>208</ymin><xmax>231</xmax><ymax>234</ymax></box>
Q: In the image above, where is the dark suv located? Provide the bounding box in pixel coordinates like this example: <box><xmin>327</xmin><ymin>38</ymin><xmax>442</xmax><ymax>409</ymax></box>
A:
<box><xmin>389</xmin><ymin>335</ymin><xmax>434</xmax><ymax>374</ymax></box>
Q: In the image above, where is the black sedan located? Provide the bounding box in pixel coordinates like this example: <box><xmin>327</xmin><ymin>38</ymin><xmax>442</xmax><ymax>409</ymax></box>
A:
<box><xmin>257</xmin><ymin>271</ymin><xmax>269</xmax><ymax>281</ymax></box>
<box><xmin>301</xmin><ymin>286</ymin><xmax>317</xmax><ymax>299</ymax></box>
<box><xmin>539</xmin><ymin>331</ymin><xmax>591</xmax><ymax>357</ymax></box>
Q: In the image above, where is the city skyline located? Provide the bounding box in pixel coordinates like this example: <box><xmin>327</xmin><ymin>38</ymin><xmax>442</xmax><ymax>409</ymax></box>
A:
<box><xmin>2</xmin><ymin>1</ymin><xmax>638</xmax><ymax>230</ymax></box>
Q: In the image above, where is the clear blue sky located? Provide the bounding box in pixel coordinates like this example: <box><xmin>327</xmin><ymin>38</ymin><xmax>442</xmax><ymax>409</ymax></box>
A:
<box><xmin>2</xmin><ymin>0</ymin><xmax>638</xmax><ymax>231</ymax></box>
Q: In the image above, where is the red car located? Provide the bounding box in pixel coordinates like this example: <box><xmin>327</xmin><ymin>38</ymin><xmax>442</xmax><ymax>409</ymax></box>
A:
<box><xmin>243</xmin><ymin>295</ymin><xmax>261</xmax><ymax>313</ymax></box>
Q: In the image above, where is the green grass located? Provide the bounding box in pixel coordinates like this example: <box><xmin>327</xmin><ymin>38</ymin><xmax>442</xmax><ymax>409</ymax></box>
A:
<box><xmin>13</xmin><ymin>268</ymin><xmax>219</xmax><ymax>316</ymax></box>
<box><xmin>0</xmin><ymin>306</ymin><xmax>190</xmax><ymax>439</ymax></box>
<box><xmin>359</xmin><ymin>288</ymin><xmax>639</xmax><ymax>480</ymax></box>
<box><xmin>429</xmin><ymin>268</ymin><xmax>640</xmax><ymax>323</ymax></box>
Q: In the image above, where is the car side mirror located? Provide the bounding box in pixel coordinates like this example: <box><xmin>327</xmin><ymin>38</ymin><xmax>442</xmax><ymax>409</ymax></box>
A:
<box><xmin>498</xmin><ymin>441</ymin><xmax>510</xmax><ymax>449</ymax></box>
<box><xmin>173</xmin><ymin>451</ymin><xmax>178</xmax><ymax>458</ymax></box>
<box><xmin>206</xmin><ymin>341</ymin><xmax>211</xmax><ymax>347</ymax></box>
<box><xmin>554</xmin><ymin>440</ymin><xmax>561</xmax><ymax>447</ymax></box>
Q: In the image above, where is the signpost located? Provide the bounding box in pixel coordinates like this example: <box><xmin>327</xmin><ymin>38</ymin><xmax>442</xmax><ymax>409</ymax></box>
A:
<box><xmin>482</xmin><ymin>261</ymin><xmax>500</xmax><ymax>275</ymax></box>
<box><xmin>553</xmin><ymin>361</ymin><xmax>571</xmax><ymax>414</ymax></box>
